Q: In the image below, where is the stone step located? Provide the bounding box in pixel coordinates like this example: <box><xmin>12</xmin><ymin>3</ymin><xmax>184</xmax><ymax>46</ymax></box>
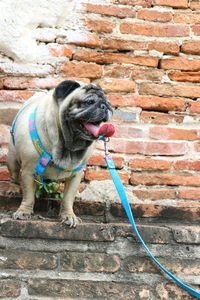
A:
<box><xmin>0</xmin><ymin>181</ymin><xmax>200</xmax><ymax>223</ymax></box>
<box><xmin>0</xmin><ymin>217</ymin><xmax>200</xmax><ymax>299</ymax></box>
<box><xmin>1</xmin><ymin>218</ymin><xmax>200</xmax><ymax>244</ymax></box>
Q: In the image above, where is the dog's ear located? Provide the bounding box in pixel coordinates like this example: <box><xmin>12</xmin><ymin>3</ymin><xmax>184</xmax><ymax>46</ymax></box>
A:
<box><xmin>53</xmin><ymin>80</ymin><xmax>81</xmax><ymax>102</ymax></box>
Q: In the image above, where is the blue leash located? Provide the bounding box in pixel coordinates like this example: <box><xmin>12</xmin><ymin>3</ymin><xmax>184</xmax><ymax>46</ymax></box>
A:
<box><xmin>103</xmin><ymin>141</ymin><xmax>200</xmax><ymax>299</ymax></box>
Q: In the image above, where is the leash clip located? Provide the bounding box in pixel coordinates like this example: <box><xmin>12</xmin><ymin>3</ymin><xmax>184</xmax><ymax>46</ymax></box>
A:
<box><xmin>103</xmin><ymin>137</ymin><xmax>110</xmax><ymax>156</ymax></box>
<box><xmin>98</xmin><ymin>135</ymin><xmax>110</xmax><ymax>155</ymax></box>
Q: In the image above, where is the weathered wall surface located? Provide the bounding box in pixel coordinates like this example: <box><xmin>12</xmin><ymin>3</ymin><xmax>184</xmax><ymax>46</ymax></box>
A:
<box><xmin>1</xmin><ymin>1</ymin><xmax>200</xmax><ymax>217</ymax></box>
<box><xmin>0</xmin><ymin>218</ymin><xmax>199</xmax><ymax>300</ymax></box>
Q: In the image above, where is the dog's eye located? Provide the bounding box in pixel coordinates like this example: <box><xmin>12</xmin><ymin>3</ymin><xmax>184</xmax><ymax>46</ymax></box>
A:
<box><xmin>86</xmin><ymin>99</ymin><xmax>95</xmax><ymax>106</ymax></box>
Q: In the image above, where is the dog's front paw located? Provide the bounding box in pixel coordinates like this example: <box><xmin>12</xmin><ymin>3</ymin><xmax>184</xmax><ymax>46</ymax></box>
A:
<box><xmin>60</xmin><ymin>212</ymin><xmax>81</xmax><ymax>228</ymax></box>
<box><xmin>13</xmin><ymin>207</ymin><xmax>32</xmax><ymax>220</ymax></box>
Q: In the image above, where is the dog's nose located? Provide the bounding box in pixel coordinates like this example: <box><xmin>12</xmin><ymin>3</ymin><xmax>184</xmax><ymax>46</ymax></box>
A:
<box><xmin>100</xmin><ymin>103</ymin><xmax>106</xmax><ymax>110</ymax></box>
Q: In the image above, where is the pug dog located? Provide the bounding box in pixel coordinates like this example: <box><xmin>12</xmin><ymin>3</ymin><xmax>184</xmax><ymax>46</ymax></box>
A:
<box><xmin>7</xmin><ymin>80</ymin><xmax>113</xmax><ymax>227</ymax></box>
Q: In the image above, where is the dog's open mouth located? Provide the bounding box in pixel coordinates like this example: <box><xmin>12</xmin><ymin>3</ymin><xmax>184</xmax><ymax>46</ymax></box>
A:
<box><xmin>83</xmin><ymin>122</ymin><xmax>101</xmax><ymax>137</ymax></box>
<box><xmin>83</xmin><ymin>122</ymin><xmax>115</xmax><ymax>138</ymax></box>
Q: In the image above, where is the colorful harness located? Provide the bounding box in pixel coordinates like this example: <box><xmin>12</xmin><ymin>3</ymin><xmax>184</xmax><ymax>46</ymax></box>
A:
<box><xmin>11</xmin><ymin>106</ymin><xmax>86</xmax><ymax>184</ymax></box>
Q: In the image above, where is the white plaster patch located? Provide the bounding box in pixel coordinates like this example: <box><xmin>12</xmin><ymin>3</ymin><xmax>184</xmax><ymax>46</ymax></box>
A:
<box><xmin>78</xmin><ymin>180</ymin><xmax>138</xmax><ymax>204</ymax></box>
<box><xmin>0</xmin><ymin>256</ymin><xmax>7</xmax><ymax>262</ymax></box>
<box><xmin>0</xmin><ymin>0</ymin><xmax>110</xmax><ymax>63</ymax></box>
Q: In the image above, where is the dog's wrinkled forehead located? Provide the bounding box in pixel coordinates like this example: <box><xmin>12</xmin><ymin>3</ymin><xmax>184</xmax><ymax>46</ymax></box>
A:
<box><xmin>80</xmin><ymin>84</ymin><xmax>107</xmax><ymax>102</ymax></box>
<box><xmin>53</xmin><ymin>80</ymin><xmax>108</xmax><ymax>106</ymax></box>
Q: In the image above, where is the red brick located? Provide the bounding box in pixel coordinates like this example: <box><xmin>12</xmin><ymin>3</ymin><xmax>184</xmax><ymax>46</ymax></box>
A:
<box><xmin>0</xmin><ymin>106</ymin><xmax>20</xmax><ymax>126</ymax></box>
<box><xmin>0</xmin><ymin>79</ymin><xmax>4</xmax><ymax>89</ymax></box>
<box><xmin>192</xmin><ymin>25</ymin><xmax>200</xmax><ymax>35</ymax></box>
<box><xmin>114</xmin><ymin>125</ymin><xmax>144</xmax><ymax>139</ymax></box>
<box><xmin>175</xmin><ymin>160</ymin><xmax>200</xmax><ymax>171</ymax></box>
<box><xmin>60</xmin><ymin>62</ymin><xmax>102</xmax><ymax>79</ymax></box>
<box><xmin>125</xmin><ymin>256</ymin><xmax>200</xmax><ymax>276</ymax></box>
<box><xmin>137</xmin><ymin>9</ymin><xmax>172</xmax><ymax>22</ymax></box>
<box><xmin>174</xmin><ymin>13</ymin><xmax>200</xmax><ymax>24</ymax></box>
<box><xmin>108</xmin><ymin>94</ymin><xmax>185</xmax><ymax>112</ymax></box>
<box><xmin>0</xmin><ymin>167</ymin><xmax>10</xmax><ymax>181</ymax></box>
<box><xmin>149</xmin><ymin>127</ymin><xmax>200</xmax><ymax>141</ymax></box>
<box><xmin>102</xmin><ymin>38</ymin><xmax>147</xmax><ymax>51</ymax></box>
<box><xmin>137</xmin><ymin>96</ymin><xmax>186</xmax><ymax>112</ymax></box>
<box><xmin>108</xmin><ymin>138</ymin><xmax>188</xmax><ymax>155</ymax></box>
<box><xmin>84</xmin><ymin>3</ymin><xmax>136</xmax><ymax>18</ymax></box>
<box><xmin>140</xmin><ymin>111</ymin><xmax>184</xmax><ymax>124</ymax></box>
<box><xmin>88</xmin><ymin>154</ymin><xmax>124</xmax><ymax>169</ymax></box>
<box><xmin>58</xmin><ymin>32</ymin><xmax>101</xmax><ymax>48</ymax></box>
<box><xmin>2</xmin><ymin>77</ymin><xmax>62</xmax><ymax>90</ymax></box>
<box><xmin>148</xmin><ymin>41</ymin><xmax>180</xmax><ymax>55</ymax></box>
<box><xmin>133</xmin><ymin>188</ymin><xmax>176</xmax><ymax>200</ymax></box>
<box><xmin>120</xmin><ymin>22</ymin><xmax>189</xmax><ymax>37</ymax></box>
<box><xmin>0</xmin><ymin>146</ymin><xmax>8</xmax><ymax>163</ymax></box>
<box><xmin>85</xmin><ymin>18</ymin><xmax>115</xmax><ymax>33</ymax></box>
<box><xmin>85</xmin><ymin>169</ymin><xmax>129</xmax><ymax>184</ymax></box>
<box><xmin>0</xmin><ymin>125</ymin><xmax>10</xmax><ymax>146</ymax></box>
<box><xmin>181</xmin><ymin>41</ymin><xmax>200</xmax><ymax>55</ymax></box>
<box><xmin>190</xmin><ymin>0</ymin><xmax>200</xmax><ymax>10</ymax></box>
<box><xmin>177</xmin><ymin>200</ymin><xmax>200</xmax><ymax>207</ymax></box>
<box><xmin>111</xmin><ymin>202</ymin><xmax>200</xmax><ymax>221</ymax></box>
<box><xmin>156</xmin><ymin>283</ymin><xmax>200</xmax><ymax>299</ymax></box>
<box><xmin>179</xmin><ymin>188</ymin><xmax>200</xmax><ymax>200</ymax></box>
<box><xmin>129</xmin><ymin>158</ymin><xmax>172</xmax><ymax>170</ymax></box>
<box><xmin>74</xmin><ymin>49</ymin><xmax>159</xmax><ymax>67</ymax></box>
<box><xmin>160</xmin><ymin>57</ymin><xmax>200</xmax><ymax>71</ymax></box>
<box><xmin>153</xmin><ymin>0</ymin><xmax>188</xmax><ymax>8</ymax></box>
<box><xmin>103</xmin><ymin>65</ymin><xmax>133</xmax><ymax>78</ymax></box>
<box><xmin>0</xmin><ymin>250</ymin><xmax>57</xmax><ymax>270</ymax></box>
<box><xmin>130</xmin><ymin>173</ymin><xmax>200</xmax><ymax>187</ymax></box>
<box><xmin>189</xmin><ymin>101</ymin><xmax>200</xmax><ymax>113</ymax></box>
<box><xmin>60</xmin><ymin>252</ymin><xmax>120</xmax><ymax>273</ymax></box>
<box><xmin>49</xmin><ymin>46</ymin><xmax>73</xmax><ymax>58</ymax></box>
<box><xmin>98</xmin><ymin>79</ymin><xmax>136</xmax><ymax>93</ymax></box>
<box><xmin>194</xmin><ymin>141</ymin><xmax>200</xmax><ymax>152</ymax></box>
<box><xmin>113</xmin><ymin>0</ymin><xmax>152</xmax><ymax>6</ymax></box>
<box><xmin>0</xmin><ymin>90</ymin><xmax>34</xmax><ymax>103</ymax></box>
<box><xmin>0</xmin><ymin>279</ymin><xmax>21</xmax><ymax>298</ymax></box>
<box><xmin>169</xmin><ymin>71</ymin><xmax>200</xmax><ymax>83</ymax></box>
<box><xmin>28</xmin><ymin>278</ymin><xmax>144</xmax><ymax>299</ymax></box>
<box><xmin>108</xmin><ymin>94</ymin><xmax>136</xmax><ymax>107</ymax></box>
<box><xmin>132</xmin><ymin>69</ymin><xmax>163</xmax><ymax>81</ymax></box>
<box><xmin>139</xmin><ymin>82</ymin><xmax>200</xmax><ymax>98</ymax></box>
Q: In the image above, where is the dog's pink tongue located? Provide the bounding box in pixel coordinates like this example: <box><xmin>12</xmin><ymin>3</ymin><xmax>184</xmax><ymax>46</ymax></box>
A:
<box><xmin>84</xmin><ymin>123</ymin><xmax>115</xmax><ymax>138</ymax></box>
<box><xmin>84</xmin><ymin>123</ymin><xmax>100</xmax><ymax>137</ymax></box>
<box><xmin>98</xmin><ymin>123</ymin><xmax>115</xmax><ymax>137</ymax></box>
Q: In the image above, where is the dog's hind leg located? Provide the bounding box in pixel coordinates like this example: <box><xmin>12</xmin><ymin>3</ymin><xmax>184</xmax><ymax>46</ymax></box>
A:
<box><xmin>7</xmin><ymin>144</ymin><xmax>21</xmax><ymax>196</ymax></box>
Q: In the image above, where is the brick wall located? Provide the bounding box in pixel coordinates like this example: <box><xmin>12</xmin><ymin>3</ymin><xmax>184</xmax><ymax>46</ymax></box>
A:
<box><xmin>0</xmin><ymin>0</ymin><xmax>200</xmax><ymax>221</ymax></box>
<box><xmin>0</xmin><ymin>219</ymin><xmax>199</xmax><ymax>299</ymax></box>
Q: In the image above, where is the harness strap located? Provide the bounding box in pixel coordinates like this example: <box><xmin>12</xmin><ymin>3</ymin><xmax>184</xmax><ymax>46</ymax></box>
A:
<box><xmin>11</xmin><ymin>102</ymin><xmax>31</xmax><ymax>145</ymax></box>
<box><xmin>29</xmin><ymin>107</ymin><xmax>86</xmax><ymax>184</ymax></box>
<box><xmin>105</xmin><ymin>153</ymin><xmax>200</xmax><ymax>299</ymax></box>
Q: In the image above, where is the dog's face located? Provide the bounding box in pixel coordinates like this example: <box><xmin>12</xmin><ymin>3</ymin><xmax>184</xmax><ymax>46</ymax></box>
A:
<box><xmin>53</xmin><ymin>80</ymin><xmax>113</xmax><ymax>148</ymax></box>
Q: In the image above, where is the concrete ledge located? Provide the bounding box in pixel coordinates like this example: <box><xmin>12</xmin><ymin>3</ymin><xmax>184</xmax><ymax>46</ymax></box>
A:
<box><xmin>1</xmin><ymin>219</ymin><xmax>200</xmax><ymax>244</ymax></box>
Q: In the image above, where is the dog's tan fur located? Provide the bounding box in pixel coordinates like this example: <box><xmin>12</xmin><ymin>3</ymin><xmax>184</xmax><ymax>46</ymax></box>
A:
<box><xmin>7</xmin><ymin>80</ymin><xmax>111</xmax><ymax>227</ymax></box>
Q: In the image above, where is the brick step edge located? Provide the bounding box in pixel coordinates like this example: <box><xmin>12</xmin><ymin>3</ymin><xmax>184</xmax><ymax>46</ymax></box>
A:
<box><xmin>0</xmin><ymin>218</ymin><xmax>200</xmax><ymax>244</ymax></box>
<box><xmin>0</xmin><ymin>194</ymin><xmax>200</xmax><ymax>222</ymax></box>
<box><xmin>1</xmin><ymin>181</ymin><xmax>200</xmax><ymax>222</ymax></box>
